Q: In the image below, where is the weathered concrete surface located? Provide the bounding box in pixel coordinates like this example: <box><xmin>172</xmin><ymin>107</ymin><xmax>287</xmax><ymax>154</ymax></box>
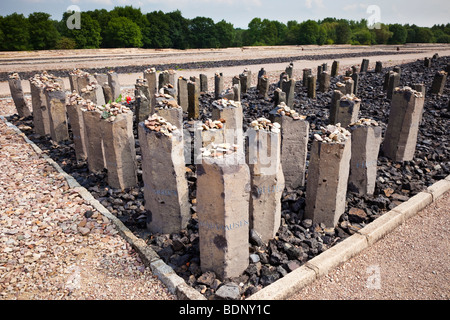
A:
<box><xmin>196</xmin><ymin>152</ymin><xmax>250</xmax><ymax>280</ymax></box>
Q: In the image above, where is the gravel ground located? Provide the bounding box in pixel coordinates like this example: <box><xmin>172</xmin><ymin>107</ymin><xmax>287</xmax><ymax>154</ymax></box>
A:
<box><xmin>291</xmin><ymin>191</ymin><xmax>450</xmax><ymax>300</ymax></box>
<box><xmin>0</xmin><ymin>119</ymin><xmax>175</xmax><ymax>300</ymax></box>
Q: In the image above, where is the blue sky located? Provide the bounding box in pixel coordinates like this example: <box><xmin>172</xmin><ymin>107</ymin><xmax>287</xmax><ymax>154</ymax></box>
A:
<box><xmin>2</xmin><ymin>0</ymin><xmax>449</xmax><ymax>28</ymax></box>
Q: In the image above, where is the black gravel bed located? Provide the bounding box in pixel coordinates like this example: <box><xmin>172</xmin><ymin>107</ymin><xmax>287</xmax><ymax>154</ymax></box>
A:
<box><xmin>7</xmin><ymin>55</ymin><xmax>449</xmax><ymax>300</ymax></box>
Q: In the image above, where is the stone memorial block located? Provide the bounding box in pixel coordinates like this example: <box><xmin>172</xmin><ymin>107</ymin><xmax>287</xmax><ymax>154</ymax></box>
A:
<box><xmin>348</xmin><ymin>119</ymin><xmax>382</xmax><ymax>196</ymax></box>
<box><xmin>197</xmin><ymin>145</ymin><xmax>250</xmax><ymax>279</ymax></box>
<box><xmin>139</xmin><ymin>115</ymin><xmax>190</xmax><ymax>234</ymax></box>
<box><xmin>382</xmin><ymin>87</ymin><xmax>425</xmax><ymax>162</ymax></box>
<box><xmin>305</xmin><ymin>125</ymin><xmax>352</xmax><ymax>227</ymax></box>
<box><xmin>8</xmin><ymin>73</ymin><xmax>31</xmax><ymax>118</ymax></box>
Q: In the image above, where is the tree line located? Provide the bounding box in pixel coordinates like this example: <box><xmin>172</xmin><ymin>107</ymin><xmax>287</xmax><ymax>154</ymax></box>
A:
<box><xmin>0</xmin><ymin>6</ymin><xmax>449</xmax><ymax>51</ymax></box>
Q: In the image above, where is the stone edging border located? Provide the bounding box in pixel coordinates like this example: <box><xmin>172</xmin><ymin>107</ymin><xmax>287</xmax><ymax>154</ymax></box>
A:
<box><xmin>2</xmin><ymin>115</ymin><xmax>449</xmax><ymax>301</ymax></box>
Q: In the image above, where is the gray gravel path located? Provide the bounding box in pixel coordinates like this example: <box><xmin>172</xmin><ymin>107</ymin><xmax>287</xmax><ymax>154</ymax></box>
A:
<box><xmin>291</xmin><ymin>192</ymin><xmax>450</xmax><ymax>300</ymax></box>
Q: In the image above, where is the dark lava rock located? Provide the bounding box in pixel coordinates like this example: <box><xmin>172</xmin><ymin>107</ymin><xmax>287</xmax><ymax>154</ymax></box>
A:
<box><xmin>197</xmin><ymin>271</ymin><xmax>216</xmax><ymax>286</ymax></box>
<box><xmin>215</xmin><ymin>283</ymin><xmax>241</xmax><ymax>300</ymax></box>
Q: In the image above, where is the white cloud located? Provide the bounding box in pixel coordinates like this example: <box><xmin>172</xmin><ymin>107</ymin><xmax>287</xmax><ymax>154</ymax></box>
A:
<box><xmin>305</xmin><ymin>0</ymin><xmax>325</xmax><ymax>9</ymax></box>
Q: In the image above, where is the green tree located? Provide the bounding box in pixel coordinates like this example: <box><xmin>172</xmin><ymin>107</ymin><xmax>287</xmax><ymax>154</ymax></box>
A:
<box><xmin>371</xmin><ymin>23</ymin><xmax>393</xmax><ymax>44</ymax></box>
<box><xmin>0</xmin><ymin>13</ymin><xmax>31</xmax><ymax>51</ymax></box>
<box><xmin>104</xmin><ymin>16</ymin><xmax>142</xmax><ymax>48</ymax></box>
<box><xmin>145</xmin><ymin>11</ymin><xmax>172</xmax><ymax>48</ymax></box>
<box><xmin>28</xmin><ymin>12</ymin><xmax>59</xmax><ymax>50</ymax></box>
<box><xmin>110</xmin><ymin>6</ymin><xmax>150</xmax><ymax>47</ymax></box>
<box><xmin>285</xmin><ymin>20</ymin><xmax>300</xmax><ymax>44</ymax></box>
<box><xmin>388</xmin><ymin>24</ymin><xmax>407</xmax><ymax>44</ymax></box>
<box><xmin>55</xmin><ymin>37</ymin><xmax>77</xmax><ymax>50</ymax></box>
<box><xmin>59</xmin><ymin>12</ymin><xmax>102</xmax><ymax>48</ymax></box>
<box><xmin>246</xmin><ymin>18</ymin><xmax>264</xmax><ymax>45</ymax></box>
<box><xmin>415</xmin><ymin>27</ymin><xmax>434</xmax><ymax>43</ymax></box>
<box><xmin>166</xmin><ymin>10</ymin><xmax>189</xmax><ymax>49</ymax></box>
<box><xmin>335</xmin><ymin>21</ymin><xmax>351</xmax><ymax>44</ymax></box>
<box><xmin>215</xmin><ymin>20</ymin><xmax>235</xmax><ymax>48</ymax></box>
<box><xmin>260</xmin><ymin>19</ymin><xmax>278</xmax><ymax>46</ymax></box>
<box><xmin>352</xmin><ymin>29</ymin><xmax>374</xmax><ymax>45</ymax></box>
<box><xmin>188</xmin><ymin>17</ymin><xmax>219</xmax><ymax>48</ymax></box>
<box><xmin>298</xmin><ymin>20</ymin><xmax>320</xmax><ymax>44</ymax></box>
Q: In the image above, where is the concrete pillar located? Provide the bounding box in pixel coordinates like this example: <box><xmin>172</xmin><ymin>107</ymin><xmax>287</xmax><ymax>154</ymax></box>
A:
<box><xmin>188</xmin><ymin>81</ymin><xmax>200</xmax><ymax>120</ymax></box>
<box><xmin>81</xmin><ymin>83</ymin><xmax>105</xmax><ymax>106</ymax></box>
<box><xmin>331</xmin><ymin>94</ymin><xmax>361</xmax><ymax>127</ymax></box>
<box><xmin>430</xmin><ymin>71</ymin><xmax>447</xmax><ymax>95</ymax></box>
<box><xmin>382</xmin><ymin>87</ymin><xmax>425</xmax><ymax>162</ymax></box>
<box><xmin>215</xmin><ymin>73</ymin><xmax>224</xmax><ymax>99</ymax></box>
<box><xmin>233</xmin><ymin>84</ymin><xmax>241</xmax><ymax>102</ymax></box>
<box><xmin>45</xmin><ymin>85</ymin><xmax>68</xmax><ymax>143</ymax></box>
<box><xmin>331</xmin><ymin>61</ymin><xmax>339</xmax><ymax>77</ymax></box>
<box><xmin>101</xmin><ymin>110</ymin><xmax>137</xmax><ymax>190</ymax></box>
<box><xmin>281</xmin><ymin>78</ymin><xmax>295</xmax><ymax>107</ymax></box>
<box><xmin>197</xmin><ymin>148</ymin><xmax>250</xmax><ymax>280</ymax></box>
<box><xmin>211</xmin><ymin>100</ymin><xmax>244</xmax><ymax>151</ymax></box>
<box><xmin>257</xmin><ymin>75</ymin><xmax>269</xmax><ymax>99</ymax></box>
<box><xmin>94</xmin><ymin>73</ymin><xmax>112</xmax><ymax>103</ymax></box>
<box><xmin>393</xmin><ymin>66</ymin><xmax>401</xmax><ymax>77</ymax></box>
<box><xmin>285</xmin><ymin>62</ymin><xmax>294</xmax><ymax>78</ymax></box>
<box><xmin>197</xmin><ymin>119</ymin><xmax>226</xmax><ymax>148</ymax></box>
<box><xmin>351</xmin><ymin>72</ymin><xmax>359</xmax><ymax>96</ymax></box>
<box><xmin>360</xmin><ymin>59</ymin><xmax>369</xmax><ymax>73</ymax></box>
<box><xmin>155</xmin><ymin>100</ymin><xmax>184</xmax><ymax>131</ymax></box>
<box><xmin>8</xmin><ymin>73</ymin><xmax>31</xmax><ymax>118</ymax></box>
<box><xmin>240</xmin><ymin>69</ymin><xmax>251</xmax><ymax>93</ymax></box>
<box><xmin>66</xmin><ymin>93</ymin><xmax>88</xmax><ymax>161</ymax></box>
<box><xmin>329</xmin><ymin>90</ymin><xmax>344</xmax><ymax>125</ymax></box>
<box><xmin>305</xmin><ymin>125</ymin><xmax>352</xmax><ymax>227</ymax></box>
<box><xmin>322</xmin><ymin>63</ymin><xmax>328</xmax><ymax>72</ymax></box>
<box><xmin>319</xmin><ymin>71</ymin><xmax>331</xmax><ymax>93</ymax></box>
<box><xmin>135</xmin><ymin>79</ymin><xmax>152</xmax><ymax>126</ymax></box>
<box><xmin>348</xmin><ymin>119</ymin><xmax>382</xmax><ymax>196</ymax></box>
<box><xmin>424</xmin><ymin>58</ymin><xmax>431</xmax><ymax>68</ymax></box>
<box><xmin>168</xmin><ymin>69</ymin><xmax>177</xmax><ymax>88</ymax></box>
<box><xmin>107</xmin><ymin>71</ymin><xmax>121</xmax><ymax>101</ymax></box>
<box><xmin>274</xmin><ymin>88</ymin><xmax>286</xmax><ymax>106</ymax></box>
<box><xmin>387</xmin><ymin>71</ymin><xmax>400</xmax><ymax>100</ymax></box>
<box><xmin>139</xmin><ymin>117</ymin><xmax>190</xmax><ymax>234</ymax></box>
<box><xmin>352</xmin><ymin>65</ymin><xmax>358</xmax><ymax>75</ymax></box>
<box><xmin>159</xmin><ymin>70</ymin><xmax>170</xmax><ymax>90</ymax></box>
<box><xmin>29</xmin><ymin>75</ymin><xmax>50</xmax><ymax>136</ymax></box>
<box><xmin>303</xmin><ymin>68</ymin><xmax>312</xmax><ymax>88</ymax></box>
<box><xmin>68</xmin><ymin>69</ymin><xmax>80</xmax><ymax>93</ymax></box>
<box><xmin>307</xmin><ymin>75</ymin><xmax>316</xmax><ymax>98</ymax></box>
<box><xmin>258</xmin><ymin>68</ymin><xmax>267</xmax><ymax>79</ymax></box>
<box><xmin>270</xmin><ymin>104</ymin><xmax>309</xmax><ymax>189</ymax></box>
<box><xmin>82</xmin><ymin>106</ymin><xmax>106</xmax><ymax>173</ymax></box>
<box><xmin>336</xmin><ymin>77</ymin><xmax>354</xmax><ymax>95</ymax></box>
<box><xmin>199</xmin><ymin>74</ymin><xmax>208</xmax><ymax>93</ymax></box>
<box><xmin>162</xmin><ymin>84</ymin><xmax>177</xmax><ymax>101</ymax></box>
<box><xmin>144</xmin><ymin>68</ymin><xmax>158</xmax><ymax>95</ymax></box>
<box><xmin>246</xmin><ymin>119</ymin><xmax>285</xmax><ymax>244</ymax></box>
<box><xmin>375</xmin><ymin>61</ymin><xmax>383</xmax><ymax>73</ymax></box>
<box><xmin>317</xmin><ymin>65</ymin><xmax>323</xmax><ymax>76</ymax></box>
<box><xmin>177</xmin><ymin>77</ymin><xmax>189</xmax><ymax>112</ymax></box>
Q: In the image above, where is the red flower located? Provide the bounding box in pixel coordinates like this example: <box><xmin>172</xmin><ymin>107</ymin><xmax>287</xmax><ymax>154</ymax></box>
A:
<box><xmin>126</xmin><ymin>96</ymin><xmax>132</xmax><ymax>104</ymax></box>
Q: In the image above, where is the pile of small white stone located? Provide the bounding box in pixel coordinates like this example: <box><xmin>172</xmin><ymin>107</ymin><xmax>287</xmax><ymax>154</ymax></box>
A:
<box><xmin>275</xmin><ymin>102</ymin><xmax>306</xmax><ymax>120</ymax></box>
<box><xmin>314</xmin><ymin>123</ymin><xmax>351</xmax><ymax>143</ymax></box>
<box><xmin>198</xmin><ymin>119</ymin><xmax>225</xmax><ymax>131</ymax></box>
<box><xmin>394</xmin><ymin>86</ymin><xmax>423</xmax><ymax>98</ymax></box>
<box><xmin>200</xmin><ymin>143</ymin><xmax>239</xmax><ymax>158</ymax></box>
<box><xmin>98</xmin><ymin>102</ymin><xmax>131</xmax><ymax>122</ymax></box>
<box><xmin>144</xmin><ymin>114</ymin><xmax>178</xmax><ymax>137</ymax></box>
<box><xmin>250</xmin><ymin>117</ymin><xmax>281</xmax><ymax>133</ymax></box>
<box><xmin>67</xmin><ymin>92</ymin><xmax>85</xmax><ymax>106</ymax></box>
<box><xmin>349</xmin><ymin>118</ymin><xmax>379</xmax><ymax>127</ymax></box>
